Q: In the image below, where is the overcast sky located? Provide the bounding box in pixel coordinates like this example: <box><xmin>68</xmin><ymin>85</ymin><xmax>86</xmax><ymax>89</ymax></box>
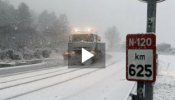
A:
<box><xmin>8</xmin><ymin>0</ymin><xmax>175</xmax><ymax>46</ymax></box>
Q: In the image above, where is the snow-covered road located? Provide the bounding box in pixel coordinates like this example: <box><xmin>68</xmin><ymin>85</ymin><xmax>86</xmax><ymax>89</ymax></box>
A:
<box><xmin>1</xmin><ymin>52</ymin><xmax>174</xmax><ymax>100</ymax></box>
<box><xmin>0</xmin><ymin>52</ymin><xmax>134</xmax><ymax>100</ymax></box>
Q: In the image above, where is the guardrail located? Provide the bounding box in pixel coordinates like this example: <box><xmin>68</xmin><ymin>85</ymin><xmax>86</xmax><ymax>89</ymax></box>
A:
<box><xmin>0</xmin><ymin>59</ymin><xmax>43</xmax><ymax>68</ymax></box>
<box><xmin>126</xmin><ymin>83</ymin><xmax>137</xmax><ymax>100</ymax></box>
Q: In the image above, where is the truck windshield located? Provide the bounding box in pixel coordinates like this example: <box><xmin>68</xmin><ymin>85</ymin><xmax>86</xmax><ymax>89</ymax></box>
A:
<box><xmin>71</xmin><ymin>34</ymin><xmax>94</xmax><ymax>42</ymax></box>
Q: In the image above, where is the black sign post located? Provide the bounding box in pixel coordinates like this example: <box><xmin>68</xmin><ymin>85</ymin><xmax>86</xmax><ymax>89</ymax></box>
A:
<box><xmin>126</xmin><ymin>34</ymin><xmax>156</xmax><ymax>100</ymax></box>
<box><xmin>145</xmin><ymin>0</ymin><xmax>157</xmax><ymax>100</ymax></box>
<box><xmin>138</xmin><ymin>0</ymin><xmax>165</xmax><ymax>100</ymax></box>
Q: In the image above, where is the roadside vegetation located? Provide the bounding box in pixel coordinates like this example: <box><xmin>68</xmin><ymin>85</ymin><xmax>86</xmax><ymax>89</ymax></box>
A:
<box><xmin>0</xmin><ymin>0</ymin><xmax>70</xmax><ymax>62</ymax></box>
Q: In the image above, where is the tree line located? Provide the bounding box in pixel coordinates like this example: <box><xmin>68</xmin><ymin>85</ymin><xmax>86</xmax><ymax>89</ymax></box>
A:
<box><xmin>0</xmin><ymin>0</ymin><xmax>70</xmax><ymax>51</ymax></box>
<box><xmin>0</xmin><ymin>1</ymin><xmax>70</xmax><ymax>60</ymax></box>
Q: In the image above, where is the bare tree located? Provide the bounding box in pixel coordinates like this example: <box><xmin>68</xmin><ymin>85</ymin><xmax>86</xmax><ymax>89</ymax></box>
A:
<box><xmin>105</xmin><ymin>26</ymin><xmax>121</xmax><ymax>51</ymax></box>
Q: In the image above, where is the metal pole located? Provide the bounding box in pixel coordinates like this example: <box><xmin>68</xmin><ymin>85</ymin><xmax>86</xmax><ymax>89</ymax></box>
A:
<box><xmin>137</xmin><ymin>82</ymin><xmax>144</xmax><ymax>100</ymax></box>
<box><xmin>146</xmin><ymin>0</ymin><xmax>157</xmax><ymax>32</ymax></box>
<box><xmin>145</xmin><ymin>0</ymin><xmax>157</xmax><ymax>100</ymax></box>
<box><xmin>131</xmin><ymin>82</ymin><xmax>144</xmax><ymax>100</ymax></box>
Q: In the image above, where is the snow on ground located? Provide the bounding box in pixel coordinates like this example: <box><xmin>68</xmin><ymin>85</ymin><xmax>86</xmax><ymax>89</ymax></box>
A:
<box><xmin>10</xmin><ymin>53</ymin><xmax>134</xmax><ymax>100</ymax></box>
<box><xmin>0</xmin><ymin>67</ymin><xmax>68</xmax><ymax>89</ymax></box>
<box><xmin>0</xmin><ymin>52</ymin><xmax>135</xmax><ymax>100</ymax></box>
<box><xmin>0</xmin><ymin>67</ymin><xmax>66</xmax><ymax>83</ymax></box>
<box><xmin>154</xmin><ymin>54</ymin><xmax>175</xmax><ymax>100</ymax></box>
<box><xmin>0</xmin><ymin>62</ymin><xmax>46</xmax><ymax>71</ymax></box>
<box><xmin>2</xmin><ymin>52</ymin><xmax>175</xmax><ymax>100</ymax></box>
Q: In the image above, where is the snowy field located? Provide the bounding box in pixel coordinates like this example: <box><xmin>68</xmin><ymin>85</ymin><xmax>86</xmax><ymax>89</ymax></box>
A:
<box><xmin>154</xmin><ymin>54</ymin><xmax>175</xmax><ymax>100</ymax></box>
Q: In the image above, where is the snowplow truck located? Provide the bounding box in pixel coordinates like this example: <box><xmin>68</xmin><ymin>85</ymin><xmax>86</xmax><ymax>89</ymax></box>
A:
<box><xmin>63</xmin><ymin>32</ymin><xmax>104</xmax><ymax>65</ymax></box>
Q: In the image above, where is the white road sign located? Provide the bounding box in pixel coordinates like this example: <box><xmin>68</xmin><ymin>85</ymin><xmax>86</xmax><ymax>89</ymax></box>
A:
<box><xmin>126</xmin><ymin>34</ymin><xmax>156</xmax><ymax>82</ymax></box>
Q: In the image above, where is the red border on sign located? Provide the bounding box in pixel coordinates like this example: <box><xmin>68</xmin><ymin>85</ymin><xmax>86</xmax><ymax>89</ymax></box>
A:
<box><xmin>126</xmin><ymin>34</ymin><xmax>156</xmax><ymax>83</ymax></box>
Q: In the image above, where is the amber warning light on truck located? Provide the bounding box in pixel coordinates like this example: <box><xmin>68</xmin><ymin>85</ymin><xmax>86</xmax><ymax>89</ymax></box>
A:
<box><xmin>72</xmin><ymin>27</ymin><xmax>96</xmax><ymax>34</ymax></box>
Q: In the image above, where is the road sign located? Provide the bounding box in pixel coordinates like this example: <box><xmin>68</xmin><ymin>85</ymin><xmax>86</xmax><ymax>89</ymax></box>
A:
<box><xmin>126</xmin><ymin>34</ymin><xmax>156</xmax><ymax>82</ymax></box>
